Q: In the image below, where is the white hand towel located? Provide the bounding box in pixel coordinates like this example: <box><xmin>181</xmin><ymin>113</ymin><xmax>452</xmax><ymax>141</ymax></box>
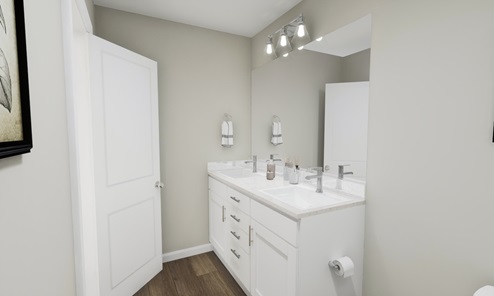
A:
<box><xmin>271</xmin><ymin>122</ymin><xmax>279</xmax><ymax>145</ymax></box>
<box><xmin>277</xmin><ymin>121</ymin><xmax>283</xmax><ymax>144</ymax></box>
<box><xmin>227</xmin><ymin>121</ymin><xmax>234</xmax><ymax>146</ymax></box>
<box><xmin>221</xmin><ymin>121</ymin><xmax>229</xmax><ymax>147</ymax></box>
<box><xmin>271</xmin><ymin>122</ymin><xmax>283</xmax><ymax>145</ymax></box>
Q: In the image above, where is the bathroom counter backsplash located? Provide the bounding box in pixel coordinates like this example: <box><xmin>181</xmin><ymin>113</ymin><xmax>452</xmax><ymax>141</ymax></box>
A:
<box><xmin>208</xmin><ymin>161</ymin><xmax>366</xmax><ymax>220</ymax></box>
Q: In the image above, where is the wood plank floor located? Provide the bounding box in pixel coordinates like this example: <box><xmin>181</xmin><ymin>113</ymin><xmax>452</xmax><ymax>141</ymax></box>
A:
<box><xmin>133</xmin><ymin>251</ymin><xmax>247</xmax><ymax>296</ymax></box>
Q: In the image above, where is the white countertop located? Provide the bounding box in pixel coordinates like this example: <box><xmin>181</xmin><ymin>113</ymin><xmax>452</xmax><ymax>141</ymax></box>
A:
<box><xmin>208</xmin><ymin>161</ymin><xmax>366</xmax><ymax>220</ymax></box>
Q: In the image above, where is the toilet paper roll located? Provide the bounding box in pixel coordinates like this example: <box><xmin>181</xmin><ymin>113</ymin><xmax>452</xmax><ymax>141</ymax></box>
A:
<box><xmin>332</xmin><ymin>256</ymin><xmax>355</xmax><ymax>278</ymax></box>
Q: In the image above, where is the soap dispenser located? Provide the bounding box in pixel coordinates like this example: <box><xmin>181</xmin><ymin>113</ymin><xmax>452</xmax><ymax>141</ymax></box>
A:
<box><xmin>266</xmin><ymin>159</ymin><xmax>275</xmax><ymax>180</ymax></box>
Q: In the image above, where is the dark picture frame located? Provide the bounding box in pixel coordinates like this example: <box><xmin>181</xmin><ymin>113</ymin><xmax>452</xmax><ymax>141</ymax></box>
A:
<box><xmin>0</xmin><ymin>0</ymin><xmax>32</xmax><ymax>159</ymax></box>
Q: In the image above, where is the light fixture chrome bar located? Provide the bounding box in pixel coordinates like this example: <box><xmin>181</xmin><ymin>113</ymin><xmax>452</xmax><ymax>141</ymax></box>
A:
<box><xmin>265</xmin><ymin>14</ymin><xmax>311</xmax><ymax>59</ymax></box>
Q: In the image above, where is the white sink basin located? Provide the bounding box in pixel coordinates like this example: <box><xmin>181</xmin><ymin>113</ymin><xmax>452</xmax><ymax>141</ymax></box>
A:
<box><xmin>219</xmin><ymin>168</ymin><xmax>258</xmax><ymax>179</ymax></box>
<box><xmin>261</xmin><ymin>186</ymin><xmax>347</xmax><ymax>210</ymax></box>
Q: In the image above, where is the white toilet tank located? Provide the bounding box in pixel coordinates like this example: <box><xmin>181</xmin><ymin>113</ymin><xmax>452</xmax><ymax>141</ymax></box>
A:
<box><xmin>475</xmin><ymin>286</ymin><xmax>494</xmax><ymax>296</ymax></box>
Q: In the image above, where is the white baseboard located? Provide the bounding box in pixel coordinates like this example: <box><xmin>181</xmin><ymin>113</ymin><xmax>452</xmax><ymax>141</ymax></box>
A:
<box><xmin>162</xmin><ymin>243</ymin><xmax>213</xmax><ymax>263</ymax></box>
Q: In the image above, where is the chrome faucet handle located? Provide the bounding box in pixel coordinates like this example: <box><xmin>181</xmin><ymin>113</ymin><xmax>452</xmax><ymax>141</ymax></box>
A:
<box><xmin>245</xmin><ymin>155</ymin><xmax>258</xmax><ymax>173</ymax></box>
<box><xmin>268</xmin><ymin>154</ymin><xmax>282</xmax><ymax>162</ymax></box>
<box><xmin>338</xmin><ymin>164</ymin><xmax>350</xmax><ymax>172</ymax></box>
<box><xmin>306</xmin><ymin>167</ymin><xmax>324</xmax><ymax>193</ymax></box>
<box><xmin>338</xmin><ymin>164</ymin><xmax>353</xmax><ymax>179</ymax></box>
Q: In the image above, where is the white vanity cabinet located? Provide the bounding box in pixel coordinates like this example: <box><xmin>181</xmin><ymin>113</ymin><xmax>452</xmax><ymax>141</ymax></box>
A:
<box><xmin>208</xmin><ymin>176</ymin><xmax>365</xmax><ymax>296</ymax></box>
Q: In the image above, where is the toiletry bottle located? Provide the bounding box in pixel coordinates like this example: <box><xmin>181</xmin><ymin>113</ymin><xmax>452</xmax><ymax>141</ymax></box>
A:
<box><xmin>289</xmin><ymin>165</ymin><xmax>300</xmax><ymax>184</ymax></box>
<box><xmin>267</xmin><ymin>160</ymin><xmax>275</xmax><ymax>180</ymax></box>
<box><xmin>283</xmin><ymin>158</ymin><xmax>293</xmax><ymax>182</ymax></box>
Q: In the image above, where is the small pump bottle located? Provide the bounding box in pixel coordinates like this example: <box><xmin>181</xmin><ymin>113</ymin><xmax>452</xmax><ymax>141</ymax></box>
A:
<box><xmin>266</xmin><ymin>160</ymin><xmax>275</xmax><ymax>180</ymax></box>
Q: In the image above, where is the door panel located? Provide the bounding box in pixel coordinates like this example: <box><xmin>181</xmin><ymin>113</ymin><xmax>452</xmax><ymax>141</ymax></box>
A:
<box><xmin>108</xmin><ymin>198</ymin><xmax>156</xmax><ymax>287</ymax></box>
<box><xmin>251</xmin><ymin>220</ymin><xmax>297</xmax><ymax>296</ymax></box>
<box><xmin>102</xmin><ymin>52</ymin><xmax>154</xmax><ymax>185</ymax></box>
<box><xmin>90</xmin><ymin>35</ymin><xmax>162</xmax><ymax>296</ymax></box>
<box><xmin>209</xmin><ymin>190</ymin><xmax>226</xmax><ymax>256</ymax></box>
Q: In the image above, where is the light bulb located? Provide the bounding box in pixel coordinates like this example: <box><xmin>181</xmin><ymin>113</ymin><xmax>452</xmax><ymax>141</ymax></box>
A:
<box><xmin>280</xmin><ymin>34</ymin><xmax>288</xmax><ymax>47</ymax></box>
<box><xmin>297</xmin><ymin>24</ymin><xmax>306</xmax><ymax>37</ymax></box>
<box><xmin>266</xmin><ymin>44</ymin><xmax>273</xmax><ymax>54</ymax></box>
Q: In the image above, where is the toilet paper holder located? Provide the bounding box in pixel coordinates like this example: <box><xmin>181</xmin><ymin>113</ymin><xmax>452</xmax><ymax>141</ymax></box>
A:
<box><xmin>328</xmin><ymin>256</ymin><xmax>355</xmax><ymax>278</ymax></box>
<box><xmin>328</xmin><ymin>260</ymin><xmax>340</xmax><ymax>271</ymax></box>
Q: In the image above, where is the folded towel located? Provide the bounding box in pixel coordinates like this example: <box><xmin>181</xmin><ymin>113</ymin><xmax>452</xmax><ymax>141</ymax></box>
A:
<box><xmin>221</xmin><ymin>121</ymin><xmax>229</xmax><ymax>147</ymax></box>
<box><xmin>277</xmin><ymin>122</ymin><xmax>283</xmax><ymax>144</ymax></box>
<box><xmin>222</xmin><ymin>120</ymin><xmax>234</xmax><ymax>147</ymax></box>
<box><xmin>227</xmin><ymin>121</ymin><xmax>234</xmax><ymax>146</ymax></box>
<box><xmin>271</xmin><ymin>121</ymin><xmax>283</xmax><ymax>145</ymax></box>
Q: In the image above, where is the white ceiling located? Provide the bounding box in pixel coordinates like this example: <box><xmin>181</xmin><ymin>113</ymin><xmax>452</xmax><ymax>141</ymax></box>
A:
<box><xmin>93</xmin><ymin>0</ymin><xmax>303</xmax><ymax>37</ymax></box>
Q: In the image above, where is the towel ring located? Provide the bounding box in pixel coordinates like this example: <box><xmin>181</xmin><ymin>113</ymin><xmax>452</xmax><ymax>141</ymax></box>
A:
<box><xmin>224</xmin><ymin>113</ymin><xmax>233</xmax><ymax>121</ymax></box>
<box><xmin>273</xmin><ymin>115</ymin><xmax>281</xmax><ymax>122</ymax></box>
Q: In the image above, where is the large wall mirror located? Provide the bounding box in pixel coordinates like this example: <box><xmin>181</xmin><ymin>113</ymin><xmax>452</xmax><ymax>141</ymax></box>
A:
<box><xmin>251</xmin><ymin>14</ymin><xmax>372</xmax><ymax>181</ymax></box>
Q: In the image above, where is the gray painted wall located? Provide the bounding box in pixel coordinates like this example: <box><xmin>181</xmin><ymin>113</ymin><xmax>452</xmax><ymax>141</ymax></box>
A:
<box><xmin>95</xmin><ymin>6</ymin><xmax>252</xmax><ymax>253</ymax></box>
<box><xmin>0</xmin><ymin>0</ymin><xmax>76</xmax><ymax>295</ymax></box>
<box><xmin>342</xmin><ymin>49</ymin><xmax>371</xmax><ymax>82</ymax></box>
<box><xmin>252</xmin><ymin>0</ymin><xmax>494</xmax><ymax>295</ymax></box>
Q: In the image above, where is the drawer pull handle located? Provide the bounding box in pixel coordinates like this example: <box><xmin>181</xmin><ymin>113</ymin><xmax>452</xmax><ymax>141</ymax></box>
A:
<box><xmin>230</xmin><ymin>196</ymin><xmax>241</xmax><ymax>203</ymax></box>
<box><xmin>221</xmin><ymin>206</ymin><xmax>226</xmax><ymax>222</ymax></box>
<box><xmin>230</xmin><ymin>214</ymin><xmax>240</xmax><ymax>222</ymax></box>
<box><xmin>230</xmin><ymin>231</ymin><xmax>240</xmax><ymax>240</ymax></box>
<box><xmin>230</xmin><ymin>249</ymin><xmax>241</xmax><ymax>259</ymax></box>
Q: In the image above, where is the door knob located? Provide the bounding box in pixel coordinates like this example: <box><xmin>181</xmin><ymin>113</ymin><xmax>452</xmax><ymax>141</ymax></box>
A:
<box><xmin>155</xmin><ymin>181</ymin><xmax>164</xmax><ymax>189</ymax></box>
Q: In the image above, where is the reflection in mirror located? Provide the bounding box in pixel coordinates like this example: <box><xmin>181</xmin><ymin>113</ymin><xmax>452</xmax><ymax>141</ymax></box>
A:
<box><xmin>324</xmin><ymin>82</ymin><xmax>369</xmax><ymax>180</ymax></box>
<box><xmin>251</xmin><ymin>14</ymin><xmax>372</xmax><ymax>185</ymax></box>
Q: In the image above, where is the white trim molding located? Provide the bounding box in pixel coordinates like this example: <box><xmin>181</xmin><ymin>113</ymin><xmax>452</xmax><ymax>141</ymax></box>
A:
<box><xmin>162</xmin><ymin>244</ymin><xmax>213</xmax><ymax>263</ymax></box>
<box><xmin>74</xmin><ymin>0</ymin><xmax>93</xmax><ymax>33</ymax></box>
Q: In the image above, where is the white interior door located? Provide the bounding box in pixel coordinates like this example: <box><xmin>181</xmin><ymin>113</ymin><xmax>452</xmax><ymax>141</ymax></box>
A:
<box><xmin>89</xmin><ymin>35</ymin><xmax>162</xmax><ymax>296</ymax></box>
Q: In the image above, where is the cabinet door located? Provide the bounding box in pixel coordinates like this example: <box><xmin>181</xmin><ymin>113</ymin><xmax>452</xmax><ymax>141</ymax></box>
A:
<box><xmin>209</xmin><ymin>190</ymin><xmax>227</xmax><ymax>257</ymax></box>
<box><xmin>250</xmin><ymin>220</ymin><xmax>297</xmax><ymax>296</ymax></box>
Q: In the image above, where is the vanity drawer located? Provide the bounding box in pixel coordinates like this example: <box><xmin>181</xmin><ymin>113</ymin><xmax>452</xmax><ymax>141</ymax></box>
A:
<box><xmin>226</xmin><ymin>222</ymin><xmax>250</xmax><ymax>254</ymax></box>
<box><xmin>251</xmin><ymin>200</ymin><xmax>298</xmax><ymax>247</ymax></box>
<box><xmin>226</xmin><ymin>187</ymin><xmax>250</xmax><ymax>215</ymax></box>
<box><xmin>226</xmin><ymin>205</ymin><xmax>250</xmax><ymax>234</ymax></box>
<box><xmin>228</xmin><ymin>241</ymin><xmax>250</xmax><ymax>290</ymax></box>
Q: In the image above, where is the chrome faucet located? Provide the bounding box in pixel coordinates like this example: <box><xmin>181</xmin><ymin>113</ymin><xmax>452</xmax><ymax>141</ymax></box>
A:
<box><xmin>269</xmin><ymin>154</ymin><xmax>282</xmax><ymax>162</ymax></box>
<box><xmin>245</xmin><ymin>155</ymin><xmax>257</xmax><ymax>173</ymax></box>
<box><xmin>338</xmin><ymin>165</ymin><xmax>354</xmax><ymax>180</ymax></box>
<box><xmin>305</xmin><ymin>167</ymin><xmax>323</xmax><ymax>193</ymax></box>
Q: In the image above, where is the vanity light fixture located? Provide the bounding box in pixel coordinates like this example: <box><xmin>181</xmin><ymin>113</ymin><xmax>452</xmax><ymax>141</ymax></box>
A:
<box><xmin>265</xmin><ymin>14</ymin><xmax>311</xmax><ymax>59</ymax></box>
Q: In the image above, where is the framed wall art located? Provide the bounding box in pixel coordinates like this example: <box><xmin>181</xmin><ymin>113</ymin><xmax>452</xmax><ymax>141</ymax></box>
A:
<box><xmin>0</xmin><ymin>0</ymin><xmax>32</xmax><ymax>159</ymax></box>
